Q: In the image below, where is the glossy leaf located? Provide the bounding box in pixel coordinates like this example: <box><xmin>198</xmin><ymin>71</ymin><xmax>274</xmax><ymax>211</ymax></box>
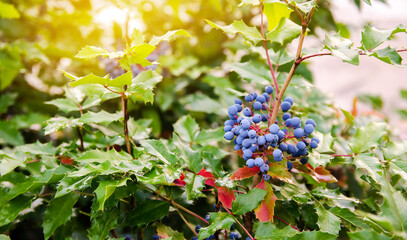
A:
<box><xmin>185</xmin><ymin>173</ymin><xmax>205</xmax><ymax>200</ymax></box>
<box><xmin>0</xmin><ymin>195</ymin><xmax>33</xmax><ymax>227</ymax></box>
<box><xmin>288</xmin><ymin>231</ymin><xmax>337</xmax><ymax>240</ymax></box>
<box><xmin>263</xmin><ymin>3</ymin><xmax>292</xmax><ymax>31</ymax></box>
<box><xmin>255</xmin><ymin>222</ymin><xmax>298</xmax><ymax>239</ymax></box>
<box><xmin>126</xmin><ymin>200</ymin><xmax>170</xmax><ymax>227</ymax></box>
<box><xmin>316</xmin><ymin>206</ymin><xmax>342</xmax><ymax>235</ymax></box>
<box><xmin>267</xmin><ymin>163</ymin><xmax>294</xmax><ymax>184</ymax></box>
<box><xmin>46</xmin><ymin>98</ymin><xmax>79</xmax><ymax>113</ymax></box>
<box><xmin>266</xmin><ymin>18</ymin><xmax>302</xmax><ymax>45</ymax></box>
<box><xmin>232</xmin><ymin>188</ymin><xmax>266</xmax><ymax>215</ymax></box>
<box><xmin>67</xmin><ymin>72</ymin><xmax>110</xmax><ymax>87</ymax></box>
<box><xmin>254</xmin><ymin>181</ymin><xmax>277</xmax><ymax>222</ymax></box>
<box><xmin>0</xmin><ymin>121</ymin><xmax>24</xmax><ymax>146</ymax></box>
<box><xmin>119</xmin><ymin>44</ymin><xmax>156</xmax><ymax>70</ymax></box>
<box><xmin>43</xmin><ymin>193</ymin><xmax>80</xmax><ymax>240</ymax></box>
<box><xmin>140</xmin><ymin>139</ymin><xmax>178</xmax><ymax>165</ymax></box>
<box><xmin>107</xmin><ymin>71</ymin><xmax>132</xmax><ymax>88</ymax></box>
<box><xmin>87</xmin><ymin>208</ymin><xmax>118</xmax><ymax>240</ymax></box>
<box><xmin>349</xmin><ymin>122</ymin><xmax>387</xmax><ymax>153</ymax></box>
<box><xmin>156</xmin><ymin>224</ymin><xmax>186</xmax><ymax>240</ymax></box>
<box><xmin>230</xmin><ymin>61</ymin><xmax>270</xmax><ymax>85</ymax></box>
<box><xmin>0</xmin><ymin>93</ymin><xmax>17</xmax><ymax>114</ymax></box>
<box><xmin>149</xmin><ymin>29</ymin><xmax>190</xmax><ymax>46</ymax></box>
<box><xmin>324</xmin><ymin>34</ymin><xmax>359</xmax><ymax>65</ymax></box>
<box><xmin>370</xmin><ymin>46</ymin><xmax>402</xmax><ymax>65</ymax></box>
<box><xmin>205</xmin><ymin>19</ymin><xmax>263</xmax><ymax>45</ymax></box>
<box><xmin>361</xmin><ymin>25</ymin><xmax>407</xmax><ymax>51</ymax></box>
<box><xmin>94</xmin><ymin>178</ymin><xmax>129</xmax><ymax>211</ymax></box>
<box><xmin>198</xmin><ymin>212</ymin><xmax>234</xmax><ymax>239</ymax></box>
<box><xmin>352</xmin><ymin>153</ymin><xmax>381</xmax><ymax>182</ymax></box>
<box><xmin>79</xmin><ymin>110</ymin><xmax>123</xmax><ymax>125</ymax></box>
<box><xmin>180</xmin><ymin>93</ymin><xmax>225</xmax><ymax>114</ymax></box>
<box><xmin>173</xmin><ymin>115</ymin><xmax>199</xmax><ymax>143</ymax></box>
<box><xmin>230</xmin><ymin>166</ymin><xmax>260</xmax><ymax>180</ymax></box>
<box><xmin>348</xmin><ymin>230</ymin><xmax>392</xmax><ymax>240</ymax></box>
<box><xmin>329</xmin><ymin>207</ymin><xmax>371</xmax><ymax>229</ymax></box>
<box><xmin>218</xmin><ymin>186</ymin><xmax>235</xmax><ymax>209</ymax></box>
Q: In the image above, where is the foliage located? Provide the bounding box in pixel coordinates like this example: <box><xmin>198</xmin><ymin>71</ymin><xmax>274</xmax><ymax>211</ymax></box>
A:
<box><xmin>0</xmin><ymin>0</ymin><xmax>406</xmax><ymax>239</ymax></box>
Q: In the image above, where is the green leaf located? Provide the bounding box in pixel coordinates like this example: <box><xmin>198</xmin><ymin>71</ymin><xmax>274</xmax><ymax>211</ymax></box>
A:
<box><xmin>56</xmin><ymin>175</ymin><xmax>95</xmax><ymax>198</ymax></box>
<box><xmin>201</xmin><ymin>152</ymin><xmax>223</xmax><ymax>178</ymax></box>
<box><xmin>205</xmin><ymin>19</ymin><xmax>263</xmax><ymax>45</ymax></box>
<box><xmin>308</xmin><ymin>152</ymin><xmax>334</xmax><ymax>168</ymax></box>
<box><xmin>17</xmin><ymin>141</ymin><xmax>57</xmax><ymax>156</ymax></box>
<box><xmin>329</xmin><ymin>207</ymin><xmax>371</xmax><ymax>229</ymax></box>
<box><xmin>264</xmin><ymin>3</ymin><xmax>292</xmax><ymax>31</ymax></box>
<box><xmin>127</xmin><ymin>85</ymin><xmax>154</xmax><ymax>104</ymax></box>
<box><xmin>140</xmin><ymin>139</ymin><xmax>178</xmax><ymax>165</ymax></box>
<box><xmin>107</xmin><ymin>71</ymin><xmax>132</xmax><ymax>88</ymax></box>
<box><xmin>44</xmin><ymin>117</ymin><xmax>82</xmax><ymax>135</ymax></box>
<box><xmin>126</xmin><ymin>200</ymin><xmax>170</xmax><ymax>227</ymax></box>
<box><xmin>185</xmin><ymin>173</ymin><xmax>205</xmax><ymax>200</ymax></box>
<box><xmin>87</xmin><ymin>208</ymin><xmax>118</xmax><ymax>240</ymax></box>
<box><xmin>174</xmin><ymin>136</ymin><xmax>203</xmax><ymax>173</ymax></box>
<box><xmin>195</xmin><ymin>127</ymin><xmax>224</xmax><ymax>146</ymax></box>
<box><xmin>232</xmin><ymin>188</ymin><xmax>267</xmax><ymax>215</ymax></box>
<box><xmin>173</xmin><ymin>115</ymin><xmax>200</xmax><ymax>143</ymax></box>
<box><xmin>288</xmin><ymin>231</ymin><xmax>337</xmax><ymax>240</ymax></box>
<box><xmin>370</xmin><ymin>46</ymin><xmax>402</xmax><ymax>65</ymax></box>
<box><xmin>266</xmin><ymin>18</ymin><xmax>302</xmax><ymax>45</ymax></box>
<box><xmin>349</xmin><ymin>122</ymin><xmax>387</xmax><ymax>153</ymax></box>
<box><xmin>230</xmin><ymin>61</ymin><xmax>271</xmax><ymax>85</ymax></box>
<box><xmin>46</xmin><ymin>98</ymin><xmax>79</xmax><ymax>113</ymax></box>
<box><xmin>0</xmin><ymin>235</ymin><xmax>10</xmax><ymax>240</ymax></box>
<box><xmin>0</xmin><ymin>151</ymin><xmax>25</xmax><ymax>176</ymax></box>
<box><xmin>0</xmin><ymin>49</ymin><xmax>23</xmax><ymax>91</ymax></box>
<box><xmin>348</xmin><ymin>230</ymin><xmax>392</xmax><ymax>240</ymax></box>
<box><xmin>401</xmin><ymin>89</ymin><xmax>407</xmax><ymax>99</ymax></box>
<box><xmin>119</xmin><ymin>44</ymin><xmax>156</xmax><ymax>70</ymax></box>
<box><xmin>0</xmin><ymin>2</ymin><xmax>20</xmax><ymax>19</ymax></box>
<box><xmin>352</xmin><ymin>153</ymin><xmax>381</xmax><ymax>182</ymax></box>
<box><xmin>0</xmin><ymin>195</ymin><xmax>33</xmax><ymax>227</ymax></box>
<box><xmin>94</xmin><ymin>178</ymin><xmax>129</xmax><ymax>211</ymax></box>
<box><xmin>316</xmin><ymin>206</ymin><xmax>341</xmax><ymax>235</ymax></box>
<box><xmin>132</xmin><ymin>70</ymin><xmax>163</xmax><ymax>89</ymax></box>
<box><xmin>341</xmin><ymin>109</ymin><xmax>355</xmax><ymax>124</ymax></box>
<box><xmin>43</xmin><ymin>193</ymin><xmax>80</xmax><ymax>240</ymax></box>
<box><xmin>156</xmin><ymin>224</ymin><xmax>186</xmax><ymax>240</ymax></box>
<box><xmin>358</xmin><ymin>94</ymin><xmax>383</xmax><ymax>110</ymax></box>
<box><xmin>128</xmin><ymin>118</ymin><xmax>152</xmax><ymax>141</ymax></box>
<box><xmin>198</xmin><ymin>212</ymin><xmax>234</xmax><ymax>239</ymax></box>
<box><xmin>324</xmin><ymin>34</ymin><xmax>359</xmax><ymax>65</ymax></box>
<box><xmin>383</xmin><ymin>141</ymin><xmax>407</xmax><ymax>160</ymax></box>
<box><xmin>180</xmin><ymin>93</ymin><xmax>225</xmax><ymax>114</ymax></box>
<box><xmin>0</xmin><ymin>120</ymin><xmax>24</xmax><ymax>146</ymax></box>
<box><xmin>255</xmin><ymin>222</ymin><xmax>298</xmax><ymax>239</ymax></box>
<box><xmin>75</xmin><ymin>46</ymin><xmax>123</xmax><ymax>59</ymax></box>
<box><xmin>0</xmin><ymin>93</ymin><xmax>17</xmax><ymax>114</ymax></box>
<box><xmin>69</xmin><ymin>73</ymin><xmax>110</xmax><ymax>88</ymax></box>
<box><xmin>361</xmin><ymin>25</ymin><xmax>407</xmax><ymax>51</ymax></box>
<box><xmin>289</xmin><ymin>1</ymin><xmax>317</xmax><ymax>13</ymax></box>
<box><xmin>79</xmin><ymin>110</ymin><xmax>123</xmax><ymax>125</ymax></box>
<box><xmin>149</xmin><ymin>29</ymin><xmax>190</xmax><ymax>46</ymax></box>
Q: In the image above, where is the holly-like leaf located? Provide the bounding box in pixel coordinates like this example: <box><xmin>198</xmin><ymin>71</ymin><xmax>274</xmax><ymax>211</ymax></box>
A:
<box><xmin>180</xmin><ymin>93</ymin><xmax>225</xmax><ymax>114</ymax></box>
<box><xmin>349</xmin><ymin>122</ymin><xmax>387</xmax><ymax>153</ymax></box>
<box><xmin>232</xmin><ymin>188</ymin><xmax>266</xmax><ymax>215</ymax></box>
<box><xmin>107</xmin><ymin>71</ymin><xmax>132</xmax><ymax>88</ymax></box>
<box><xmin>267</xmin><ymin>163</ymin><xmax>294</xmax><ymax>184</ymax></box>
<box><xmin>383</xmin><ymin>141</ymin><xmax>407</xmax><ymax>160</ymax></box>
<box><xmin>288</xmin><ymin>231</ymin><xmax>337</xmax><ymax>240</ymax></box>
<box><xmin>94</xmin><ymin>178</ymin><xmax>129</xmax><ymax>211</ymax></box>
<box><xmin>78</xmin><ymin>110</ymin><xmax>123</xmax><ymax>125</ymax></box>
<box><xmin>329</xmin><ymin>207</ymin><xmax>371</xmax><ymax>229</ymax></box>
<box><xmin>316</xmin><ymin>206</ymin><xmax>341</xmax><ymax>236</ymax></box>
<box><xmin>87</xmin><ymin>208</ymin><xmax>118</xmax><ymax>240</ymax></box>
<box><xmin>370</xmin><ymin>46</ymin><xmax>402</xmax><ymax>65</ymax></box>
<box><xmin>185</xmin><ymin>173</ymin><xmax>205</xmax><ymax>200</ymax></box>
<box><xmin>75</xmin><ymin>46</ymin><xmax>123</xmax><ymax>59</ymax></box>
<box><xmin>308</xmin><ymin>151</ymin><xmax>334</xmax><ymax>168</ymax></box>
<box><xmin>352</xmin><ymin>153</ymin><xmax>381</xmax><ymax>182</ymax></box>
<box><xmin>324</xmin><ymin>34</ymin><xmax>359</xmax><ymax>65</ymax></box>
<box><xmin>201</xmin><ymin>152</ymin><xmax>223</xmax><ymax>178</ymax></box>
<box><xmin>195</xmin><ymin>127</ymin><xmax>224</xmax><ymax>146</ymax></box>
<box><xmin>132</xmin><ymin>70</ymin><xmax>163</xmax><ymax>89</ymax></box>
<box><xmin>0</xmin><ymin>2</ymin><xmax>20</xmax><ymax>19</ymax></box>
<box><xmin>230</xmin><ymin>61</ymin><xmax>271</xmax><ymax>85</ymax></box>
<box><xmin>198</xmin><ymin>212</ymin><xmax>234</xmax><ymax>240</ymax></box>
<box><xmin>266</xmin><ymin>18</ymin><xmax>302</xmax><ymax>45</ymax></box>
<box><xmin>119</xmin><ymin>44</ymin><xmax>156</xmax><ymax>70</ymax></box>
<box><xmin>127</xmin><ymin>85</ymin><xmax>154</xmax><ymax>104</ymax></box>
<box><xmin>263</xmin><ymin>3</ymin><xmax>292</xmax><ymax>31</ymax></box>
<box><xmin>140</xmin><ymin>139</ymin><xmax>178</xmax><ymax>165</ymax></box>
<box><xmin>205</xmin><ymin>20</ymin><xmax>263</xmax><ymax>45</ymax></box>
<box><xmin>46</xmin><ymin>98</ymin><xmax>79</xmax><ymax>113</ymax></box>
<box><xmin>0</xmin><ymin>195</ymin><xmax>33</xmax><ymax>227</ymax></box>
<box><xmin>255</xmin><ymin>222</ymin><xmax>298</xmax><ymax>239</ymax></box>
<box><xmin>67</xmin><ymin>72</ymin><xmax>110</xmax><ymax>88</ymax></box>
<box><xmin>348</xmin><ymin>230</ymin><xmax>393</xmax><ymax>240</ymax></box>
<box><xmin>0</xmin><ymin>121</ymin><xmax>24</xmax><ymax>146</ymax></box>
<box><xmin>254</xmin><ymin>181</ymin><xmax>278</xmax><ymax>222</ymax></box>
<box><xmin>361</xmin><ymin>25</ymin><xmax>407</xmax><ymax>51</ymax></box>
<box><xmin>43</xmin><ymin>193</ymin><xmax>80</xmax><ymax>240</ymax></box>
<box><xmin>149</xmin><ymin>29</ymin><xmax>190</xmax><ymax>46</ymax></box>
<box><xmin>126</xmin><ymin>200</ymin><xmax>170</xmax><ymax>227</ymax></box>
<box><xmin>218</xmin><ymin>186</ymin><xmax>235</xmax><ymax>209</ymax></box>
<box><xmin>173</xmin><ymin>115</ymin><xmax>199</xmax><ymax>143</ymax></box>
<box><xmin>44</xmin><ymin>117</ymin><xmax>82</xmax><ymax>135</ymax></box>
<box><xmin>314</xmin><ymin>166</ymin><xmax>338</xmax><ymax>183</ymax></box>
<box><xmin>156</xmin><ymin>224</ymin><xmax>186</xmax><ymax>240</ymax></box>
<box><xmin>230</xmin><ymin>166</ymin><xmax>260</xmax><ymax>180</ymax></box>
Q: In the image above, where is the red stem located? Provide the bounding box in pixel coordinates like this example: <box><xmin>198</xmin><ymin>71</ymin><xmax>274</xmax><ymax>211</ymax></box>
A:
<box><xmin>273</xmin><ymin>215</ymin><xmax>300</xmax><ymax>231</ymax></box>
<box><xmin>330</xmin><ymin>154</ymin><xmax>354</xmax><ymax>157</ymax></box>
<box><xmin>260</xmin><ymin>1</ymin><xmax>279</xmax><ymax>95</ymax></box>
<box><xmin>221</xmin><ymin>205</ymin><xmax>255</xmax><ymax>240</ymax></box>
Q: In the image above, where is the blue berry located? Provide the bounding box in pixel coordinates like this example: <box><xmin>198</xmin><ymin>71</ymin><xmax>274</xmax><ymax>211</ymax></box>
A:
<box><xmin>208</xmin><ymin>235</ymin><xmax>215</xmax><ymax>240</ymax></box>
<box><xmin>265</xmin><ymin>134</ymin><xmax>273</xmax><ymax>142</ymax></box>
<box><xmin>243</xmin><ymin>107</ymin><xmax>252</xmax><ymax>117</ymax></box>
<box><xmin>235</xmin><ymin>99</ymin><xmax>243</xmax><ymax>105</ymax></box>
<box><xmin>263</xmin><ymin>174</ymin><xmax>271</xmax><ymax>181</ymax></box>
<box><xmin>245</xmin><ymin>95</ymin><xmax>253</xmax><ymax>102</ymax></box>
<box><xmin>312</xmin><ymin>137</ymin><xmax>320</xmax><ymax>143</ymax></box>
<box><xmin>241</xmin><ymin>119</ymin><xmax>251</xmax><ymax>130</ymax></box>
<box><xmin>310</xmin><ymin>141</ymin><xmax>318</xmax><ymax>148</ymax></box>
<box><xmin>262</xmin><ymin>93</ymin><xmax>270</xmax><ymax>101</ymax></box>
<box><xmin>242</xmin><ymin>139</ymin><xmax>251</xmax><ymax>148</ymax></box>
<box><xmin>234</xmin><ymin>104</ymin><xmax>242</xmax><ymax>112</ymax></box>
<box><xmin>281</xmin><ymin>101</ymin><xmax>292</xmax><ymax>112</ymax></box>
<box><xmin>124</xmin><ymin>235</ymin><xmax>132</xmax><ymax>240</ymax></box>
<box><xmin>230</xmin><ymin>232</ymin><xmax>239</xmax><ymax>240</ymax></box>
<box><xmin>279</xmin><ymin>143</ymin><xmax>288</xmax><ymax>151</ymax></box>
<box><xmin>234</xmin><ymin>145</ymin><xmax>241</xmax><ymax>151</ymax></box>
<box><xmin>192</xmin><ymin>237</ymin><xmax>198</xmax><ymax>240</ymax></box>
<box><xmin>224</xmin><ymin>132</ymin><xmax>234</xmax><ymax>140</ymax></box>
<box><xmin>304</xmin><ymin>124</ymin><xmax>315</xmax><ymax>134</ymax></box>
<box><xmin>239</xmin><ymin>129</ymin><xmax>248</xmax><ymax>138</ymax></box>
<box><xmin>306</xmin><ymin>119</ymin><xmax>316</xmax><ymax>127</ymax></box>
<box><xmin>285</xmin><ymin>118</ymin><xmax>292</xmax><ymax>127</ymax></box>
<box><xmin>265</xmin><ymin>85</ymin><xmax>274</xmax><ymax>94</ymax></box>
<box><xmin>248</xmin><ymin>130</ymin><xmax>257</xmax><ymax>138</ymax></box>
<box><xmin>282</xmin><ymin>112</ymin><xmax>291</xmax><ymax>120</ymax></box>
<box><xmin>300</xmin><ymin>158</ymin><xmax>308</xmax><ymax>164</ymax></box>
<box><xmin>249</xmin><ymin>145</ymin><xmax>258</xmax><ymax>153</ymax></box>
<box><xmin>277</xmin><ymin>130</ymin><xmax>285</xmax><ymax>141</ymax></box>
<box><xmin>284</xmin><ymin>96</ymin><xmax>294</xmax><ymax>105</ymax></box>
<box><xmin>195</xmin><ymin>225</ymin><xmax>202</xmax><ymax>233</ymax></box>
<box><xmin>246</xmin><ymin>158</ymin><xmax>255</xmax><ymax>168</ymax></box>
<box><xmin>252</xmin><ymin>114</ymin><xmax>262</xmax><ymax>123</ymax></box>
<box><xmin>293</xmin><ymin>128</ymin><xmax>305</xmax><ymax>138</ymax></box>
<box><xmin>269</xmin><ymin>124</ymin><xmax>279</xmax><ymax>134</ymax></box>
<box><xmin>243</xmin><ymin>149</ymin><xmax>253</xmax><ymax>159</ymax></box>
<box><xmin>273</xmin><ymin>149</ymin><xmax>282</xmax><ymax>159</ymax></box>
<box><xmin>297</xmin><ymin>141</ymin><xmax>306</xmax><ymax>150</ymax></box>
<box><xmin>258</xmin><ymin>136</ymin><xmax>266</xmax><ymax>145</ymax></box>
<box><xmin>255</xmin><ymin>157</ymin><xmax>264</xmax><ymax>167</ymax></box>
<box><xmin>261</xmin><ymin>114</ymin><xmax>269</xmax><ymax>122</ymax></box>
<box><xmin>251</xmin><ymin>92</ymin><xmax>258</xmax><ymax>99</ymax></box>
<box><xmin>287</xmin><ymin>144</ymin><xmax>297</xmax><ymax>154</ymax></box>
<box><xmin>229</xmin><ymin>114</ymin><xmax>237</xmax><ymax>120</ymax></box>
<box><xmin>205</xmin><ymin>214</ymin><xmax>210</xmax><ymax>222</ymax></box>
<box><xmin>152</xmin><ymin>235</ymin><xmax>159</xmax><ymax>240</ymax></box>
<box><xmin>235</xmin><ymin>136</ymin><xmax>244</xmax><ymax>145</ymax></box>
<box><xmin>291</xmin><ymin>117</ymin><xmax>300</xmax><ymax>126</ymax></box>
<box><xmin>224</xmin><ymin>120</ymin><xmax>235</xmax><ymax>126</ymax></box>
<box><xmin>253</xmin><ymin>101</ymin><xmax>262</xmax><ymax>110</ymax></box>
<box><xmin>287</xmin><ymin>161</ymin><xmax>293</xmax><ymax>171</ymax></box>
<box><xmin>224</xmin><ymin>125</ymin><xmax>232</xmax><ymax>132</ymax></box>
<box><xmin>260</xmin><ymin>164</ymin><xmax>269</xmax><ymax>173</ymax></box>
<box><xmin>256</xmin><ymin>95</ymin><xmax>266</xmax><ymax>103</ymax></box>
<box><xmin>250</xmin><ymin>137</ymin><xmax>257</xmax><ymax>144</ymax></box>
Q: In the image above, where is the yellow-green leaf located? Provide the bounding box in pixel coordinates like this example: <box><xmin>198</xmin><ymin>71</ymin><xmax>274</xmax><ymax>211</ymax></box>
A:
<box><xmin>0</xmin><ymin>2</ymin><xmax>20</xmax><ymax>19</ymax></box>
<box><xmin>264</xmin><ymin>3</ymin><xmax>292</xmax><ymax>31</ymax></box>
<box><xmin>205</xmin><ymin>19</ymin><xmax>263</xmax><ymax>45</ymax></box>
<box><xmin>149</xmin><ymin>29</ymin><xmax>190</xmax><ymax>46</ymax></box>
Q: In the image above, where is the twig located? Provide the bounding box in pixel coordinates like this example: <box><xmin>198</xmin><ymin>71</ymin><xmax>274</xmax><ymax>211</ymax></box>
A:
<box><xmin>26</xmin><ymin>159</ymin><xmax>41</xmax><ymax>164</ymax></box>
<box><xmin>121</xmin><ymin>91</ymin><xmax>133</xmax><ymax>158</ymax></box>
<box><xmin>274</xmin><ymin>215</ymin><xmax>300</xmax><ymax>231</ymax></box>
<box><xmin>76</xmin><ymin>127</ymin><xmax>84</xmax><ymax>151</ymax></box>
<box><xmin>330</xmin><ymin>154</ymin><xmax>354</xmax><ymax>157</ymax></box>
<box><xmin>176</xmin><ymin>209</ymin><xmax>199</xmax><ymax>237</ymax></box>
<box><xmin>221</xmin><ymin>205</ymin><xmax>255</xmax><ymax>240</ymax></box>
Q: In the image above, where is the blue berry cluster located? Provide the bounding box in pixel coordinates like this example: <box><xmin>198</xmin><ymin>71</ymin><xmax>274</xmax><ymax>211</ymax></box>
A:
<box><xmin>224</xmin><ymin>86</ymin><xmax>320</xmax><ymax>180</ymax></box>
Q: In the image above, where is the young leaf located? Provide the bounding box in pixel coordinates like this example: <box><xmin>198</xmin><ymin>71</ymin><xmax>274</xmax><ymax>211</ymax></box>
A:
<box><xmin>349</xmin><ymin>122</ymin><xmax>387</xmax><ymax>153</ymax></box>
<box><xmin>173</xmin><ymin>115</ymin><xmax>199</xmax><ymax>143</ymax></box>
<box><xmin>68</xmin><ymin>73</ymin><xmax>110</xmax><ymax>87</ymax></box>
<box><xmin>43</xmin><ymin>193</ymin><xmax>80</xmax><ymax>240</ymax></box>
<box><xmin>130</xmin><ymin>29</ymin><xmax>145</xmax><ymax>46</ymax></box>
<box><xmin>230</xmin><ymin>61</ymin><xmax>271</xmax><ymax>85</ymax></box>
<box><xmin>156</xmin><ymin>224</ymin><xmax>186</xmax><ymax>240</ymax></box>
<box><xmin>232</xmin><ymin>188</ymin><xmax>266</xmax><ymax>215</ymax></box>
<box><xmin>370</xmin><ymin>46</ymin><xmax>402</xmax><ymax>65</ymax></box>
<box><xmin>126</xmin><ymin>200</ymin><xmax>170</xmax><ymax>227</ymax></box>
<box><xmin>119</xmin><ymin>44</ymin><xmax>156</xmax><ymax>70</ymax></box>
<box><xmin>131</xmin><ymin>70</ymin><xmax>163</xmax><ymax>89</ymax></box>
<box><xmin>254</xmin><ymin>181</ymin><xmax>278</xmax><ymax>222</ymax></box>
<box><xmin>149</xmin><ymin>29</ymin><xmax>190</xmax><ymax>46</ymax></box>
<box><xmin>316</xmin><ymin>206</ymin><xmax>341</xmax><ymax>236</ymax></box>
<box><xmin>75</xmin><ymin>46</ymin><xmax>122</xmax><ymax>59</ymax></box>
<box><xmin>198</xmin><ymin>212</ymin><xmax>234</xmax><ymax>239</ymax></box>
<box><xmin>127</xmin><ymin>85</ymin><xmax>154</xmax><ymax>104</ymax></box>
<box><xmin>263</xmin><ymin>3</ymin><xmax>293</xmax><ymax>31</ymax></box>
<box><xmin>266</xmin><ymin>18</ymin><xmax>302</xmax><ymax>45</ymax></box>
<box><xmin>107</xmin><ymin>71</ymin><xmax>132</xmax><ymax>88</ymax></box>
<box><xmin>94</xmin><ymin>178</ymin><xmax>129</xmax><ymax>211</ymax></box>
<box><xmin>218</xmin><ymin>186</ymin><xmax>235</xmax><ymax>209</ymax></box>
<box><xmin>46</xmin><ymin>98</ymin><xmax>79</xmax><ymax>113</ymax></box>
<box><xmin>205</xmin><ymin>19</ymin><xmax>263</xmax><ymax>45</ymax></box>
<box><xmin>324</xmin><ymin>34</ymin><xmax>359</xmax><ymax>65</ymax></box>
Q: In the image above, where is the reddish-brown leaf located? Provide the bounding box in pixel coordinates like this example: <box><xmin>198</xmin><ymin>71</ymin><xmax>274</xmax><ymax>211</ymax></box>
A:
<box><xmin>230</xmin><ymin>166</ymin><xmax>260</xmax><ymax>180</ymax></box>
<box><xmin>254</xmin><ymin>180</ymin><xmax>277</xmax><ymax>222</ymax></box>
<box><xmin>217</xmin><ymin>186</ymin><xmax>235</xmax><ymax>209</ymax></box>
<box><xmin>314</xmin><ymin>166</ymin><xmax>338</xmax><ymax>183</ymax></box>
<box><xmin>267</xmin><ymin>163</ymin><xmax>294</xmax><ymax>184</ymax></box>
<box><xmin>198</xmin><ymin>167</ymin><xmax>216</xmax><ymax>187</ymax></box>
<box><xmin>59</xmin><ymin>156</ymin><xmax>73</xmax><ymax>165</ymax></box>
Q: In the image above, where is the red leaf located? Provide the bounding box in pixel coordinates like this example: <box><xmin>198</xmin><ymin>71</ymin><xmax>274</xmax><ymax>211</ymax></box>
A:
<box><xmin>59</xmin><ymin>156</ymin><xmax>73</xmax><ymax>165</ymax></box>
<box><xmin>314</xmin><ymin>166</ymin><xmax>337</xmax><ymax>183</ymax></box>
<box><xmin>254</xmin><ymin>180</ymin><xmax>277</xmax><ymax>222</ymax></box>
<box><xmin>198</xmin><ymin>167</ymin><xmax>216</xmax><ymax>187</ymax></box>
<box><xmin>267</xmin><ymin>163</ymin><xmax>294</xmax><ymax>184</ymax></box>
<box><xmin>217</xmin><ymin>186</ymin><xmax>235</xmax><ymax>209</ymax></box>
<box><xmin>230</xmin><ymin>166</ymin><xmax>260</xmax><ymax>180</ymax></box>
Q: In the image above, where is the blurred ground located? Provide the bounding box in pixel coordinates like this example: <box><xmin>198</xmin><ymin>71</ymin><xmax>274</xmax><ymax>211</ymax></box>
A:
<box><xmin>309</xmin><ymin>0</ymin><xmax>407</xmax><ymax>137</ymax></box>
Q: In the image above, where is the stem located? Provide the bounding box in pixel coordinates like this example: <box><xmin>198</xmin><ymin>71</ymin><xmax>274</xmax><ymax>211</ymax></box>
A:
<box><xmin>26</xmin><ymin>159</ymin><xmax>41</xmax><ymax>164</ymax></box>
<box><xmin>176</xmin><ymin>209</ymin><xmax>199</xmax><ymax>237</ymax></box>
<box><xmin>269</xmin><ymin>4</ymin><xmax>317</xmax><ymax>125</ymax></box>
<box><xmin>76</xmin><ymin>127</ymin><xmax>84</xmax><ymax>151</ymax></box>
<box><xmin>79</xmin><ymin>210</ymin><xmax>91</xmax><ymax>217</ymax></box>
<box><xmin>274</xmin><ymin>215</ymin><xmax>300</xmax><ymax>231</ymax></box>
<box><xmin>260</xmin><ymin>1</ymin><xmax>279</xmax><ymax>95</ymax></box>
<box><xmin>330</xmin><ymin>154</ymin><xmax>354</xmax><ymax>157</ymax></box>
<box><xmin>121</xmin><ymin>92</ymin><xmax>133</xmax><ymax>158</ymax></box>
<box><xmin>146</xmin><ymin>187</ymin><xmax>209</xmax><ymax>225</ymax></box>
<box><xmin>221</xmin><ymin>205</ymin><xmax>255</xmax><ymax>240</ymax></box>
<box><xmin>104</xmin><ymin>85</ymin><xmax>121</xmax><ymax>94</ymax></box>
